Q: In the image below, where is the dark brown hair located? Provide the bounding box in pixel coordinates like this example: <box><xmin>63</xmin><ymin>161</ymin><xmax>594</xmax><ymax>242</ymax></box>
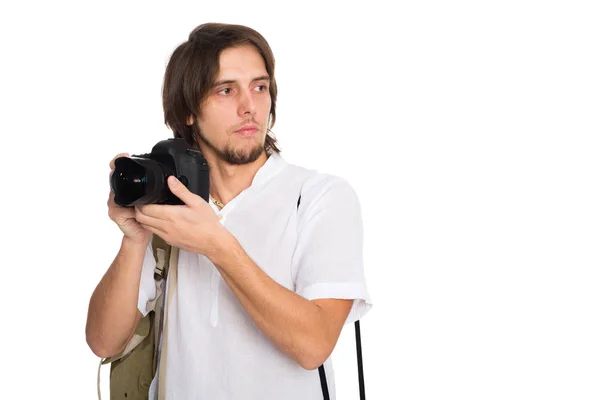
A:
<box><xmin>162</xmin><ymin>22</ymin><xmax>280</xmax><ymax>154</ymax></box>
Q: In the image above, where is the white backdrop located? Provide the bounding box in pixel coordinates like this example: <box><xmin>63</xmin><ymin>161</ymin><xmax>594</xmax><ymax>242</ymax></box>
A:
<box><xmin>1</xmin><ymin>1</ymin><xmax>599</xmax><ymax>399</ymax></box>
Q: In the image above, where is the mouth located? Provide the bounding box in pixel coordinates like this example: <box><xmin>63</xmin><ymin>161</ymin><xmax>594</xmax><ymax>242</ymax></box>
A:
<box><xmin>234</xmin><ymin>124</ymin><xmax>259</xmax><ymax>136</ymax></box>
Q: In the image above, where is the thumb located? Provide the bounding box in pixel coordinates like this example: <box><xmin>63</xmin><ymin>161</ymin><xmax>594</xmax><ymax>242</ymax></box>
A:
<box><xmin>168</xmin><ymin>175</ymin><xmax>198</xmax><ymax>206</ymax></box>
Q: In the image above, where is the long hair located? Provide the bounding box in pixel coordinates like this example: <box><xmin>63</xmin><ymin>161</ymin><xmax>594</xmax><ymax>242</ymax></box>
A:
<box><xmin>162</xmin><ymin>23</ymin><xmax>280</xmax><ymax>154</ymax></box>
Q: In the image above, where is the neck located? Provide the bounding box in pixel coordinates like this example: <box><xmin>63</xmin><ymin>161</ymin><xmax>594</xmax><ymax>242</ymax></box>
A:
<box><xmin>201</xmin><ymin>148</ymin><xmax>270</xmax><ymax>206</ymax></box>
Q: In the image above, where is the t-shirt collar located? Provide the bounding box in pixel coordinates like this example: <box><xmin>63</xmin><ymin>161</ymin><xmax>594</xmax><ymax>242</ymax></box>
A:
<box><xmin>250</xmin><ymin>151</ymin><xmax>288</xmax><ymax>188</ymax></box>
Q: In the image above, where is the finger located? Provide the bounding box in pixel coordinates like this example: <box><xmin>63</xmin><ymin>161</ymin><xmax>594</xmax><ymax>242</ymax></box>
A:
<box><xmin>135</xmin><ymin>207</ymin><xmax>168</xmax><ymax>228</ymax></box>
<box><xmin>119</xmin><ymin>207</ymin><xmax>136</xmax><ymax>218</ymax></box>
<box><xmin>107</xmin><ymin>191</ymin><xmax>121</xmax><ymax>208</ymax></box>
<box><xmin>140</xmin><ymin>223</ymin><xmax>167</xmax><ymax>237</ymax></box>
<box><xmin>167</xmin><ymin>175</ymin><xmax>200</xmax><ymax>207</ymax></box>
<box><xmin>108</xmin><ymin>201</ymin><xmax>135</xmax><ymax>221</ymax></box>
<box><xmin>136</xmin><ymin>204</ymin><xmax>170</xmax><ymax>220</ymax></box>
<box><xmin>109</xmin><ymin>153</ymin><xmax>130</xmax><ymax>170</ymax></box>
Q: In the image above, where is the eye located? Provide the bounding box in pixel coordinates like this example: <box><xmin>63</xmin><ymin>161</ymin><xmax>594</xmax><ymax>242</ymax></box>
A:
<box><xmin>255</xmin><ymin>84</ymin><xmax>268</xmax><ymax>92</ymax></box>
<box><xmin>218</xmin><ymin>88</ymin><xmax>232</xmax><ymax>95</ymax></box>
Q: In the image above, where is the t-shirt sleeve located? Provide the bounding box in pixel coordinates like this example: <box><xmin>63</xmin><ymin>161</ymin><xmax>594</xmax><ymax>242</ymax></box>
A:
<box><xmin>293</xmin><ymin>174</ymin><xmax>373</xmax><ymax>324</ymax></box>
<box><xmin>137</xmin><ymin>242</ymin><xmax>157</xmax><ymax>317</ymax></box>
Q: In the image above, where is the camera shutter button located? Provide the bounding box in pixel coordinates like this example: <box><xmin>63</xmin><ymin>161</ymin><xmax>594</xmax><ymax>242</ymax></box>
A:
<box><xmin>177</xmin><ymin>175</ymin><xmax>189</xmax><ymax>187</ymax></box>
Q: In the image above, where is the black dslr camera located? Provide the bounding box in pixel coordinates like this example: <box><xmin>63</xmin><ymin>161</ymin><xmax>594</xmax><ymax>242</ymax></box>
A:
<box><xmin>110</xmin><ymin>138</ymin><xmax>210</xmax><ymax>207</ymax></box>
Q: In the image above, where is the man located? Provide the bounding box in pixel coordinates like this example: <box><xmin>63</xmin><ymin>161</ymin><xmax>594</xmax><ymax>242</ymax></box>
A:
<box><xmin>86</xmin><ymin>22</ymin><xmax>372</xmax><ymax>399</ymax></box>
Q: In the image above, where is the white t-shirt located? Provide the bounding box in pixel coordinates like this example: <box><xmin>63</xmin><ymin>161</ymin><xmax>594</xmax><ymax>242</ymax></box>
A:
<box><xmin>137</xmin><ymin>151</ymin><xmax>372</xmax><ymax>399</ymax></box>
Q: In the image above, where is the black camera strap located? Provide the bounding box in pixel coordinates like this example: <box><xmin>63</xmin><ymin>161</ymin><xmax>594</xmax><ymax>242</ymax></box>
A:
<box><xmin>297</xmin><ymin>195</ymin><xmax>366</xmax><ymax>400</ymax></box>
<box><xmin>318</xmin><ymin>321</ymin><xmax>365</xmax><ymax>400</ymax></box>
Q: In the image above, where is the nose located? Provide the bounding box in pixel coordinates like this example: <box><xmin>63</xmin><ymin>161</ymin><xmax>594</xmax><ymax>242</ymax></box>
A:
<box><xmin>238</xmin><ymin>88</ymin><xmax>256</xmax><ymax>117</ymax></box>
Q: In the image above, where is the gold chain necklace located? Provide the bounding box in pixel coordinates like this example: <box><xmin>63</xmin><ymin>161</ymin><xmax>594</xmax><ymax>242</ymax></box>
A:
<box><xmin>210</xmin><ymin>195</ymin><xmax>225</xmax><ymax>209</ymax></box>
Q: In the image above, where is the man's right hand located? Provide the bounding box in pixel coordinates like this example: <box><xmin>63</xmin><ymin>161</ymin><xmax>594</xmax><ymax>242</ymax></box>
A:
<box><xmin>107</xmin><ymin>153</ymin><xmax>152</xmax><ymax>244</ymax></box>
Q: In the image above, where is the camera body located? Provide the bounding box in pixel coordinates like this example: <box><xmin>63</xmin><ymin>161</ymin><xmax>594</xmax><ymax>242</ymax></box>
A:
<box><xmin>110</xmin><ymin>138</ymin><xmax>210</xmax><ymax>207</ymax></box>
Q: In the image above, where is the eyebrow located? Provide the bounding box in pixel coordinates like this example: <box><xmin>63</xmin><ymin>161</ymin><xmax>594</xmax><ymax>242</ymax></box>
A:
<box><xmin>213</xmin><ymin>75</ymin><xmax>270</xmax><ymax>87</ymax></box>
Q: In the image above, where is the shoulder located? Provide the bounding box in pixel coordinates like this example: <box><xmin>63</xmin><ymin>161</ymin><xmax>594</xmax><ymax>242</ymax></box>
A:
<box><xmin>276</xmin><ymin>155</ymin><xmax>362</xmax><ymax>211</ymax></box>
<box><xmin>302</xmin><ymin>172</ymin><xmax>355</xmax><ymax>195</ymax></box>
<box><xmin>298</xmin><ymin>170</ymin><xmax>362</xmax><ymax>216</ymax></box>
<box><xmin>278</xmin><ymin>156</ymin><xmax>355</xmax><ymax>193</ymax></box>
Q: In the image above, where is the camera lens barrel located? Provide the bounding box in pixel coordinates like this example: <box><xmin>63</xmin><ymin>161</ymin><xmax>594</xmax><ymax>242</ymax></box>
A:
<box><xmin>111</xmin><ymin>157</ymin><xmax>173</xmax><ymax>206</ymax></box>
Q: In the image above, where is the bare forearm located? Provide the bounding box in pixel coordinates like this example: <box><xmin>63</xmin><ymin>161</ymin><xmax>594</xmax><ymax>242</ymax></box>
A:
<box><xmin>211</xmin><ymin>236</ymin><xmax>335</xmax><ymax>370</ymax></box>
<box><xmin>86</xmin><ymin>236</ymin><xmax>147</xmax><ymax>358</ymax></box>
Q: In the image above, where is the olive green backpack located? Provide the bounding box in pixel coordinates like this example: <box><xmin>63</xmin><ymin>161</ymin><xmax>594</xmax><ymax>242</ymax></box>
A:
<box><xmin>96</xmin><ymin>234</ymin><xmax>176</xmax><ymax>400</ymax></box>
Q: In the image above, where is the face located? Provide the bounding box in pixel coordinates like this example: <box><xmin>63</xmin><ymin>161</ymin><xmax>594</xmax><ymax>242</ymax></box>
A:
<box><xmin>193</xmin><ymin>44</ymin><xmax>272</xmax><ymax>165</ymax></box>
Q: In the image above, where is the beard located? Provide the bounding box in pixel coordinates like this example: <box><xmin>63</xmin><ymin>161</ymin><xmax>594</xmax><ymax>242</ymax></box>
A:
<box><xmin>197</xmin><ymin>130</ymin><xmax>265</xmax><ymax>165</ymax></box>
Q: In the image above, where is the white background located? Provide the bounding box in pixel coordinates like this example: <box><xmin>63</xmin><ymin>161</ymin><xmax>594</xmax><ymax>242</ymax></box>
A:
<box><xmin>1</xmin><ymin>0</ymin><xmax>599</xmax><ymax>399</ymax></box>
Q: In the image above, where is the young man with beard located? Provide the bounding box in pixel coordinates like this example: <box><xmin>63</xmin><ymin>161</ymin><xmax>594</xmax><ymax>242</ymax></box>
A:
<box><xmin>86</xmin><ymin>22</ymin><xmax>372</xmax><ymax>399</ymax></box>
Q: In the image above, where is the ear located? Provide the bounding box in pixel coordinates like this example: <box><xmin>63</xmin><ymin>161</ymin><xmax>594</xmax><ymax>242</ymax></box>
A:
<box><xmin>186</xmin><ymin>115</ymin><xmax>195</xmax><ymax>126</ymax></box>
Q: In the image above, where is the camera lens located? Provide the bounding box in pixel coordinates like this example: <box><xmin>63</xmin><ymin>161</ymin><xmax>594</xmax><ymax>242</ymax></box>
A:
<box><xmin>113</xmin><ymin>169</ymin><xmax>147</xmax><ymax>201</ymax></box>
<box><xmin>111</xmin><ymin>156</ymin><xmax>165</xmax><ymax>206</ymax></box>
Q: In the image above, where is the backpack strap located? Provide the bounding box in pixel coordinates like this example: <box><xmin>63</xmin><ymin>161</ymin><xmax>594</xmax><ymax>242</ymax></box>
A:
<box><xmin>149</xmin><ymin>235</ymin><xmax>171</xmax><ymax>373</ymax></box>
<box><xmin>355</xmin><ymin>320</ymin><xmax>366</xmax><ymax>399</ymax></box>
<box><xmin>96</xmin><ymin>234</ymin><xmax>173</xmax><ymax>400</ymax></box>
<box><xmin>157</xmin><ymin>243</ymin><xmax>179</xmax><ymax>398</ymax></box>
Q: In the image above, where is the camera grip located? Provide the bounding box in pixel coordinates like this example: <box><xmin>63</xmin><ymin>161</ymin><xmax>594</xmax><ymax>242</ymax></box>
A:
<box><xmin>176</xmin><ymin>160</ymin><xmax>210</xmax><ymax>203</ymax></box>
